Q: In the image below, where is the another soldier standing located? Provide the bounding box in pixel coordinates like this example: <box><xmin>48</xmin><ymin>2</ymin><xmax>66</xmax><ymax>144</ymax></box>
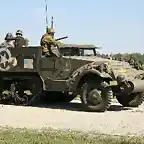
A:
<box><xmin>134</xmin><ymin>60</ymin><xmax>141</xmax><ymax>70</ymax></box>
<box><xmin>141</xmin><ymin>64</ymin><xmax>144</xmax><ymax>70</ymax></box>
<box><xmin>128</xmin><ymin>57</ymin><xmax>135</xmax><ymax>67</ymax></box>
<box><xmin>14</xmin><ymin>30</ymin><xmax>28</xmax><ymax>47</ymax></box>
<box><xmin>0</xmin><ymin>33</ymin><xmax>15</xmax><ymax>48</ymax></box>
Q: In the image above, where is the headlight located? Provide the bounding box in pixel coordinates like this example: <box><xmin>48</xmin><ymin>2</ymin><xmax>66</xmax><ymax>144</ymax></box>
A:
<box><xmin>117</xmin><ymin>75</ymin><xmax>126</xmax><ymax>82</ymax></box>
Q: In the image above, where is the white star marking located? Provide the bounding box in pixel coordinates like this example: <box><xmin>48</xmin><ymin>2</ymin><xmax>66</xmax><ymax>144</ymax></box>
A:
<box><xmin>0</xmin><ymin>53</ymin><xmax>9</xmax><ymax>67</ymax></box>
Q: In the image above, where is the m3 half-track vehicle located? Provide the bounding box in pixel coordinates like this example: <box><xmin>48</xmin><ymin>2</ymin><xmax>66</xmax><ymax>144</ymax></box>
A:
<box><xmin>0</xmin><ymin>44</ymin><xmax>144</xmax><ymax>112</ymax></box>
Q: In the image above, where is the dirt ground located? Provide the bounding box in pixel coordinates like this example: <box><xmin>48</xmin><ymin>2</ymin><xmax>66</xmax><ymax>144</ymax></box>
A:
<box><xmin>0</xmin><ymin>99</ymin><xmax>144</xmax><ymax>136</ymax></box>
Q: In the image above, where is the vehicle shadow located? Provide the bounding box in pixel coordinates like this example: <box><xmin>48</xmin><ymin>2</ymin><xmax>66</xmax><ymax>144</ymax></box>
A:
<box><xmin>33</xmin><ymin>102</ymin><xmax>132</xmax><ymax>112</ymax></box>
<box><xmin>108</xmin><ymin>105</ymin><xmax>132</xmax><ymax>111</ymax></box>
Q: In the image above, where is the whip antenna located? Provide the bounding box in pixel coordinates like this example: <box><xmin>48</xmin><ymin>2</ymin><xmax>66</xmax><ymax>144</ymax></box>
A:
<box><xmin>45</xmin><ymin>0</ymin><xmax>48</xmax><ymax>32</ymax></box>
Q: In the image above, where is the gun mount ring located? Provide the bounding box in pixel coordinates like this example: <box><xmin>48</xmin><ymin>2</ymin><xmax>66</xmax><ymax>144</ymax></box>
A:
<box><xmin>0</xmin><ymin>47</ymin><xmax>12</xmax><ymax>71</ymax></box>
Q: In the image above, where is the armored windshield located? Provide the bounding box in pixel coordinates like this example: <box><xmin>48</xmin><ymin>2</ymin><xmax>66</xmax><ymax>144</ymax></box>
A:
<box><xmin>59</xmin><ymin>44</ymin><xmax>100</xmax><ymax>56</ymax></box>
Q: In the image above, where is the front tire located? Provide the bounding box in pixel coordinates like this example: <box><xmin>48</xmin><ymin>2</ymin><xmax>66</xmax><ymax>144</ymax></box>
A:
<box><xmin>80</xmin><ymin>80</ymin><xmax>113</xmax><ymax>112</ymax></box>
<box><xmin>116</xmin><ymin>92</ymin><xmax>144</xmax><ymax>107</ymax></box>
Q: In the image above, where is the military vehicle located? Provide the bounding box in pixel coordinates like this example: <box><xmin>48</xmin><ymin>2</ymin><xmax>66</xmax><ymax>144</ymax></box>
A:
<box><xmin>0</xmin><ymin>42</ymin><xmax>144</xmax><ymax>112</ymax></box>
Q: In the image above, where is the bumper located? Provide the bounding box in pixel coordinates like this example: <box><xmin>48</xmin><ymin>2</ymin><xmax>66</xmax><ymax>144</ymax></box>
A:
<box><xmin>110</xmin><ymin>79</ymin><xmax>144</xmax><ymax>93</ymax></box>
<box><xmin>128</xmin><ymin>79</ymin><xmax>144</xmax><ymax>93</ymax></box>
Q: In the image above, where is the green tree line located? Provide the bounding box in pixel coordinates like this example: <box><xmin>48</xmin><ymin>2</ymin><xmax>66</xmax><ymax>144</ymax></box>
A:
<box><xmin>112</xmin><ymin>53</ymin><xmax>144</xmax><ymax>64</ymax></box>
<box><xmin>110</xmin><ymin>53</ymin><xmax>144</xmax><ymax>70</ymax></box>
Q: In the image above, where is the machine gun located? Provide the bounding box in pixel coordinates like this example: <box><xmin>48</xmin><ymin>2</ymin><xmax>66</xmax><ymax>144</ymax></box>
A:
<box><xmin>55</xmin><ymin>36</ymin><xmax>68</xmax><ymax>41</ymax></box>
<box><xmin>55</xmin><ymin>36</ymin><xmax>68</xmax><ymax>57</ymax></box>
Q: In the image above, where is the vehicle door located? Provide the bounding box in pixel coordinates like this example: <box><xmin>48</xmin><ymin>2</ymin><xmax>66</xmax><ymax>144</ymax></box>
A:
<box><xmin>40</xmin><ymin>55</ymin><xmax>72</xmax><ymax>80</ymax></box>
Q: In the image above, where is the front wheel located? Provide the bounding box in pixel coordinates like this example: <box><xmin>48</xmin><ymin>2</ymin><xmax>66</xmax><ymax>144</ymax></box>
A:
<box><xmin>80</xmin><ymin>80</ymin><xmax>113</xmax><ymax>112</ymax></box>
<box><xmin>116</xmin><ymin>92</ymin><xmax>144</xmax><ymax>107</ymax></box>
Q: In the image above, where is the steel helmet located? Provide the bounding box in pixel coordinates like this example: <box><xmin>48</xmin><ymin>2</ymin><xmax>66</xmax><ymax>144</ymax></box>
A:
<box><xmin>5</xmin><ymin>33</ymin><xmax>13</xmax><ymax>40</ymax></box>
<box><xmin>16</xmin><ymin>30</ymin><xmax>23</xmax><ymax>36</ymax></box>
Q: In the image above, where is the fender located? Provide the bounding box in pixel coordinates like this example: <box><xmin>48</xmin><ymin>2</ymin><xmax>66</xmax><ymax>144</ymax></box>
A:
<box><xmin>68</xmin><ymin>68</ymin><xmax>112</xmax><ymax>91</ymax></box>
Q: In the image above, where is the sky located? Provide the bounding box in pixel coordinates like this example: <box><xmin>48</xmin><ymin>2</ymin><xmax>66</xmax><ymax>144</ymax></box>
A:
<box><xmin>0</xmin><ymin>0</ymin><xmax>143</xmax><ymax>54</ymax></box>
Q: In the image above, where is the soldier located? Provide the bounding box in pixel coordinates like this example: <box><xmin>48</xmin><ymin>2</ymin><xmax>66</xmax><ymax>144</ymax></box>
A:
<box><xmin>134</xmin><ymin>60</ymin><xmax>141</xmax><ymax>70</ymax></box>
<box><xmin>14</xmin><ymin>30</ymin><xmax>28</xmax><ymax>47</ymax></box>
<box><xmin>49</xmin><ymin>16</ymin><xmax>63</xmax><ymax>46</ymax></box>
<box><xmin>119</xmin><ymin>56</ymin><xmax>124</xmax><ymax>61</ymax></box>
<box><xmin>128</xmin><ymin>57</ymin><xmax>135</xmax><ymax>67</ymax></box>
<box><xmin>138</xmin><ymin>60</ymin><xmax>143</xmax><ymax>70</ymax></box>
<box><xmin>141</xmin><ymin>64</ymin><xmax>144</xmax><ymax>70</ymax></box>
<box><xmin>40</xmin><ymin>27</ymin><xmax>59</xmax><ymax>56</ymax></box>
<box><xmin>0</xmin><ymin>33</ymin><xmax>15</xmax><ymax>48</ymax></box>
<box><xmin>40</xmin><ymin>16</ymin><xmax>60</xmax><ymax>57</ymax></box>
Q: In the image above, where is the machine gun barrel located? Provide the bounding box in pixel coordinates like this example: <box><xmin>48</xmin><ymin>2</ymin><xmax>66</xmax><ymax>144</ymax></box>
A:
<box><xmin>55</xmin><ymin>36</ymin><xmax>68</xmax><ymax>41</ymax></box>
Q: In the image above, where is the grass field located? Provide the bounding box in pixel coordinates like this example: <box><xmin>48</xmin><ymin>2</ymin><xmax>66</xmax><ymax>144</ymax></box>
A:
<box><xmin>0</xmin><ymin>127</ymin><xmax>143</xmax><ymax>144</ymax></box>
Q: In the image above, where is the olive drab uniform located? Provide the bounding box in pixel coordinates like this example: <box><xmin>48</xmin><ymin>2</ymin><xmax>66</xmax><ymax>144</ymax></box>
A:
<box><xmin>14</xmin><ymin>30</ymin><xmax>28</xmax><ymax>47</ymax></box>
<box><xmin>14</xmin><ymin>36</ymin><xmax>26</xmax><ymax>47</ymax></box>
<box><xmin>40</xmin><ymin>16</ymin><xmax>58</xmax><ymax>55</ymax></box>
<box><xmin>40</xmin><ymin>28</ymin><xmax>58</xmax><ymax>55</ymax></box>
<box><xmin>40</xmin><ymin>16</ymin><xmax>63</xmax><ymax>57</ymax></box>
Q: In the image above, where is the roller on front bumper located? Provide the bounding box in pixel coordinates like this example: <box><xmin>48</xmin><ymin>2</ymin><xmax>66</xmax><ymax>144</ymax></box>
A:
<box><xmin>110</xmin><ymin>79</ymin><xmax>144</xmax><ymax>94</ymax></box>
<box><xmin>128</xmin><ymin>79</ymin><xmax>144</xmax><ymax>93</ymax></box>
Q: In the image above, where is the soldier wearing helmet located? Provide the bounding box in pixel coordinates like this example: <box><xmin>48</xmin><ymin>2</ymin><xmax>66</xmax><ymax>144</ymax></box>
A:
<box><xmin>16</xmin><ymin>30</ymin><xmax>23</xmax><ymax>37</ymax></box>
<box><xmin>40</xmin><ymin>17</ymin><xmax>59</xmax><ymax>56</ymax></box>
<box><xmin>14</xmin><ymin>30</ymin><xmax>28</xmax><ymax>47</ymax></box>
<box><xmin>40</xmin><ymin>27</ymin><xmax>58</xmax><ymax>56</ymax></box>
<box><xmin>0</xmin><ymin>33</ymin><xmax>15</xmax><ymax>48</ymax></box>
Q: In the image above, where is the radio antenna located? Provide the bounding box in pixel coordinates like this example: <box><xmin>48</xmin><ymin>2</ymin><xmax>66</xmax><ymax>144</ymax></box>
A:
<box><xmin>45</xmin><ymin>0</ymin><xmax>48</xmax><ymax>32</ymax></box>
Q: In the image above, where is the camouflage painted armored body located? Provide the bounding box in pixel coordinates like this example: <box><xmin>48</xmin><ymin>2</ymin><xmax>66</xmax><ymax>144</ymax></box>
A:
<box><xmin>0</xmin><ymin>40</ymin><xmax>144</xmax><ymax>112</ymax></box>
<box><xmin>59</xmin><ymin>44</ymin><xmax>144</xmax><ymax>109</ymax></box>
<box><xmin>59</xmin><ymin>44</ymin><xmax>144</xmax><ymax>79</ymax></box>
<box><xmin>0</xmin><ymin>15</ymin><xmax>144</xmax><ymax>112</ymax></box>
